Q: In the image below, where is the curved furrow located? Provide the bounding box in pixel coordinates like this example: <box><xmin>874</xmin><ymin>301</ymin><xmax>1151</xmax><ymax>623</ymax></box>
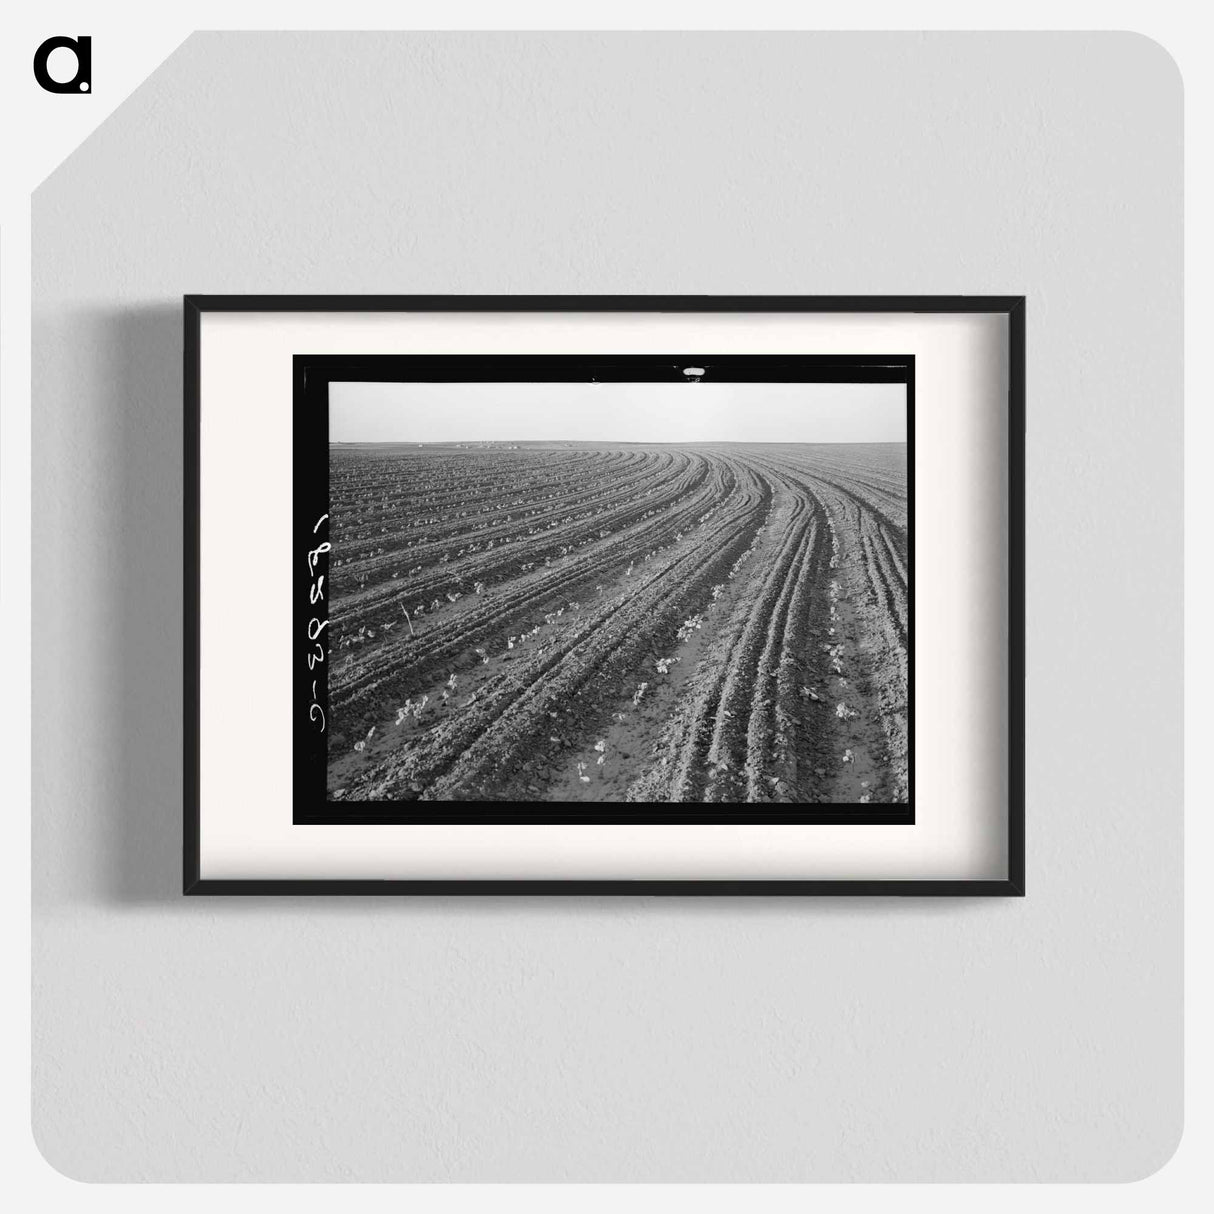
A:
<box><xmin>331</xmin><ymin>451</ymin><xmax>706</xmax><ymax>593</ymax></box>
<box><xmin>327</xmin><ymin>460</ymin><xmax>733</xmax><ymax>714</ymax></box>
<box><xmin>329</xmin><ymin>459</ymin><xmax>763</xmax><ymax>743</ymax></box>
<box><xmin>424</xmin><ymin>517</ymin><xmax>760</xmax><ymax>799</ymax></box>
<box><xmin>859</xmin><ymin>513</ymin><xmax>909</xmax><ymax>652</ymax></box>
<box><xmin>330</xmin><ymin>448</ymin><xmax>616</xmax><ymax>522</ymax></box>
<box><xmin>802</xmin><ymin>477</ymin><xmax>909</xmax><ymax>802</ymax></box>
<box><xmin>701</xmin><ymin>479</ymin><xmax>814</xmax><ymax>802</ymax></box>
<box><xmin>331</xmin><ymin>449</ymin><xmax>672</xmax><ymax>568</ymax></box>
<box><xmin>625</xmin><ymin>476</ymin><xmax>808</xmax><ymax>803</ymax></box>
<box><xmin>332</xmin><ymin>454</ymin><xmax>658</xmax><ymax>568</ymax></box>
<box><xmin>327</xmin><ymin>488</ymin><xmax>718</xmax><ymax>708</ymax></box>
<box><xmin>879</xmin><ymin>522</ymin><xmax>909</xmax><ymax>586</ymax></box>
<box><xmin>741</xmin><ymin>501</ymin><xmax>822</xmax><ymax>801</ymax></box>
<box><xmin>329</xmin><ymin>451</ymin><xmax>717</xmax><ymax>624</ymax></box>
<box><xmin>339</xmin><ymin>470</ymin><xmax>768</xmax><ymax>798</ymax></box>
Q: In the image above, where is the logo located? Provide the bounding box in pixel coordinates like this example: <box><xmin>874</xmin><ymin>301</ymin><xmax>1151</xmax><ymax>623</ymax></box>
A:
<box><xmin>33</xmin><ymin>35</ymin><xmax>91</xmax><ymax>94</ymax></box>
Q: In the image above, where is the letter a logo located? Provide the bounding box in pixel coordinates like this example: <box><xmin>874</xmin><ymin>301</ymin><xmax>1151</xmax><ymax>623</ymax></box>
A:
<box><xmin>34</xmin><ymin>36</ymin><xmax>92</xmax><ymax>94</ymax></box>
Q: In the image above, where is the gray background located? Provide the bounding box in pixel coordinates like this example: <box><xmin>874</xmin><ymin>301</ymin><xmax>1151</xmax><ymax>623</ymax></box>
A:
<box><xmin>32</xmin><ymin>33</ymin><xmax>1182</xmax><ymax>1181</ymax></box>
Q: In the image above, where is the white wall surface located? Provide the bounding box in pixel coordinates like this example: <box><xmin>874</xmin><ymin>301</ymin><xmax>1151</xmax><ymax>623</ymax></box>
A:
<box><xmin>31</xmin><ymin>32</ymin><xmax>1181</xmax><ymax>1181</ymax></box>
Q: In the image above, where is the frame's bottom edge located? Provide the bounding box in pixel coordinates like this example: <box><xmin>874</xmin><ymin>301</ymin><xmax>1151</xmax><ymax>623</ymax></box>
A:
<box><xmin>183</xmin><ymin>877</ymin><xmax>1022</xmax><ymax>896</ymax></box>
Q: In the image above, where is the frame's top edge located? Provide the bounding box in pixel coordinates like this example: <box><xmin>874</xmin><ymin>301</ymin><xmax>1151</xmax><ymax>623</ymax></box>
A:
<box><xmin>182</xmin><ymin>294</ymin><xmax>1026</xmax><ymax>315</ymax></box>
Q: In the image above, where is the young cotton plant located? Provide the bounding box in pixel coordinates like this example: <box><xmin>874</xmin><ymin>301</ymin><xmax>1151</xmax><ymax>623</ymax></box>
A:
<box><xmin>675</xmin><ymin>614</ymin><xmax>703</xmax><ymax>643</ymax></box>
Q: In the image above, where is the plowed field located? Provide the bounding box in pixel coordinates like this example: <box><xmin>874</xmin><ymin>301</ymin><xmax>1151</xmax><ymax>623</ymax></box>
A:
<box><xmin>326</xmin><ymin>442</ymin><xmax>908</xmax><ymax>804</ymax></box>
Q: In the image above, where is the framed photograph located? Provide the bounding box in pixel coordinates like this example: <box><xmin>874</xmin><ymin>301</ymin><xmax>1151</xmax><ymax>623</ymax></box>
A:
<box><xmin>185</xmin><ymin>296</ymin><xmax>1024</xmax><ymax>894</ymax></box>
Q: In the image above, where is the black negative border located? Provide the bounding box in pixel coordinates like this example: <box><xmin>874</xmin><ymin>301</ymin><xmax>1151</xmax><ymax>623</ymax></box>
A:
<box><xmin>184</xmin><ymin>295</ymin><xmax>1024</xmax><ymax>896</ymax></box>
<box><xmin>294</xmin><ymin>354</ymin><xmax>913</xmax><ymax>826</ymax></box>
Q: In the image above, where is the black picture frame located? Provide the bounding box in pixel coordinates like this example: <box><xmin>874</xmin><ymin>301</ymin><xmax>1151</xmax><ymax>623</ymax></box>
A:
<box><xmin>184</xmin><ymin>295</ymin><xmax>1025</xmax><ymax>896</ymax></box>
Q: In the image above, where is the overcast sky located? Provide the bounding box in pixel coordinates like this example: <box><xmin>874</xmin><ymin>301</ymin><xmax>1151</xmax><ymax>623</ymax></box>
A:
<box><xmin>329</xmin><ymin>380</ymin><xmax>906</xmax><ymax>444</ymax></box>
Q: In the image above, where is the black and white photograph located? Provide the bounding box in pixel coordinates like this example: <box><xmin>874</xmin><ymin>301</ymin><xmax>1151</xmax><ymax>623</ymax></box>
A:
<box><xmin>296</xmin><ymin>355</ymin><xmax>913</xmax><ymax>819</ymax></box>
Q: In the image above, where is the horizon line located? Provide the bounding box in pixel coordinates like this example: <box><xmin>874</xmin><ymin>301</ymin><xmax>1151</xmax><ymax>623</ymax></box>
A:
<box><xmin>330</xmin><ymin>438</ymin><xmax>907</xmax><ymax>447</ymax></box>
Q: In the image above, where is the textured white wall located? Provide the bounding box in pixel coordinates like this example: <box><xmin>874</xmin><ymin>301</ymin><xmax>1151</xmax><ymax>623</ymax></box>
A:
<box><xmin>31</xmin><ymin>32</ymin><xmax>1181</xmax><ymax>1181</ymax></box>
